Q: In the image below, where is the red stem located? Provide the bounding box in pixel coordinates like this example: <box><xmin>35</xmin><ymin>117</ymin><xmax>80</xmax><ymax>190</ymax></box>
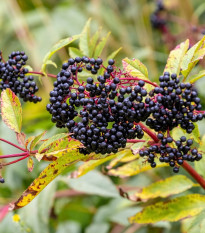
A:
<box><xmin>138</xmin><ymin>123</ymin><xmax>205</xmax><ymax>190</ymax></box>
<box><xmin>182</xmin><ymin>161</ymin><xmax>205</xmax><ymax>189</ymax></box>
<box><xmin>29</xmin><ymin>71</ymin><xmax>57</xmax><ymax>78</ymax></box>
<box><xmin>0</xmin><ymin>138</ymin><xmax>27</xmax><ymax>152</ymax></box>
<box><xmin>138</xmin><ymin>123</ymin><xmax>159</xmax><ymax>142</ymax></box>
<box><xmin>0</xmin><ymin>152</ymin><xmax>28</xmax><ymax>159</ymax></box>
<box><xmin>2</xmin><ymin>154</ymin><xmax>29</xmax><ymax>166</ymax></box>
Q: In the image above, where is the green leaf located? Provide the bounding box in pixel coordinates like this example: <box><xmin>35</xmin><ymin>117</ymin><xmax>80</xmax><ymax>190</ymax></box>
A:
<box><xmin>41</xmin><ymin>34</ymin><xmax>80</xmax><ymax>74</ymax></box>
<box><xmin>41</xmin><ymin>137</ymin><xmax>83</xmax><ymax>159</ymax></box>
<box><xmin>188</xmin><ymin>70</ymin><xmax>205</xmax><ymax>84</ymax></box>
<box><xmin>135</xmin><ymin>175</ymin><xmax>195</xmax><ymax>199</ymax></box>
<box><xmin>171</xmin><ymin>126</ymin><xmax>200</xmax><ymax>144</ymax></box>
<box><xmin>182</xmin><ymin>210</ymin><xmax>205</xmax><ymax>233</ymax></box>
<box><xmin>104</xmin><ymin>47</ymin><xmax>122</xmax><ymax>66</ymax></box>
<box><xmin>108</xmin><ymin>157</ymin><xmax>168</xmax><ymax>177</ymax></box>
<box><xmin>89</xmin><ymin>29</ymin><xmax>101</xmax><ymax>57</ymax></box>
<box><xmin>38</xmin><ymin>133</ymin><xmax>68</xmax><ymax>153</ymax></box>
<box><xmin>13</xmin><ymin>142</ymin><xmax>85</xmax><ymax>209</ymax></box>
<box><xmin>181</xmin><ymin>36</ymin><xmax>205</xmax><ymax>79</ymax></box>
<box><xmin>69</xmin><ymin>47</ymin><xmax>84</xmax><ymax>58</ymax></box>
<box><xmin>122</xmin><ymin>58</ymin><xmax>149</xmax><ymax>81</ymax></box>
<box><xmin>30</xmin><ymin>131</ymin><xmax>47</xmax><ymax>151</ymax></box>
<box><xmin>66</xmin><ymin>170</ymin><xmax>119</xmax><ymax>198</ymax></box>
<box><xmin>85</xmin><ymin>223</ymin><xmax>109</xmax><ymax>233</ymax></box>
<box><xmin>72</xmin><ymin>153</ymin><xmax>118</xmax><ymax>178</ymax></box>
<box><xmin>195</xmin><ymin>135</ymin><xmax>205</xmax><ymax>177</ymax></box>
<box><xmin>164</xmin><ymin>39</ymin><xmax>189</xmax><ymax>76</ymax></box>
<box><xmin>94</xmin><ymin>32</ymin><xmax>111</xmax><ymax>58</ymax></box>
<box><xmin>79</xmin><ymin>18</ymin><xmax>91</xmax><ymax>56</ymax></box>
<box><xmin>129</xmin><ymin>194</ymin><xmax>205</xmax><ymax>224</ymax></box>
<box><xmin>0</xmin><ymin>89</ymin><xmax>22</xmax><ymax>133</ymax></box>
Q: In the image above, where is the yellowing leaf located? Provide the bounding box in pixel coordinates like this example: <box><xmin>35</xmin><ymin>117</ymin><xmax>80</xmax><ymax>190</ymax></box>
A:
<box><xmin>135</xmin><ymin>175</ymin><xmax>195</xmax><ymax>199</ymax></box>
<box><xmin>122</xmin><ymin>58</ymin><xmax>149</xmax><ymax>81</ymax></box>
<box><xmin>164</xmin><ymin>39</ymin><xmax>189</xmax><ymax>76</ymax></box>
<box><xmin>13</xmin><ymin>141</ymin><xmax>84</xmax><ymax>209</ymax></box>
<box><xmin>41</xmin><ymin>34</ymin><xmax>80</xmax><ymax>74</ymax></box>
<box><xmin>16</xmin><ymin>132</ymin><xmax>26</xmax><ymax>147</ymax></box>
<box><xmin>1</xmin><ymin>89</ymin><xmax>22</xmax><ymax>133</ymax></box>
<box><xmin>27</xmin><ymin>157</ymin><xmax>34</xmax><ymax>172</ymax></box>
<box><xmin>30</xmin><ymin>131</ymin><xmax>47</xmax><ymax>151</ymax></box>
<box><xmin>74</xmin><ymin>153</ymin><xmax>118</xmax><ymax>178</ymax></box>
<box><xmin>129</xmin><ymin>194</ymin><xmax>205</xmax><ymax>224</ymax></box>
<box><xmin>38</xmin><ymin>133</ymin><xmax>68</xmax><ymax>153</ymax></box>
<box><xmin>181</xmin><ymin>36</ymin><xmax>205</xmax><ymax>79</ymax></box>
<box><xmin>41</xmin><ymin>138</ymin><xmax>83</xmax><ymax>159</ymax></box>
<box><xmin>188</xmin><ymin>70</ymin><xmax>205</xmax><ymax>84</ymax></box>
<box><xmin>108</xmin><ymin>158</ymin><xmax>168</xmax><ymax>177</ymax></box>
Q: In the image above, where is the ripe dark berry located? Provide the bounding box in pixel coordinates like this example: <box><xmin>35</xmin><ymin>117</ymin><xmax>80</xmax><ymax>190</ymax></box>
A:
<box><xmin>0</xmin><ymin>178</ymin><xmax>5</xmax><ymax>183</ymax></box>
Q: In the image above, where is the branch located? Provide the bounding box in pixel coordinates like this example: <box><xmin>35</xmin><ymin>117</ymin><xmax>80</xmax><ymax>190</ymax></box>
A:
<box><xmin>0</xmin><ymin>138</ymin><xmax>27</xmax><ymax>152</ymax></box>
<box><xmin>0</xmin><ymin>152</ymin><xmax>28</xmax><ymax>159</ymax></box>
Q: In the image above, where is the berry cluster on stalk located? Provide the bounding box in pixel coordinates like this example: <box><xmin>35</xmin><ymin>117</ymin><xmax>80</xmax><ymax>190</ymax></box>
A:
<box><xmin>140</xmin><ymin>134</ymin><xmax>202</xmax><ymax>173</ymax></box>
<box><xmin>46</xmin><ymin>56</ymin><xmax>204</xmax><ymax>172</ymax></box>
<box><xmin>0</xmin><ymin>51</ymin><xmax>41</xmax><ymax>103</ymax></box>
<box><xmin>46</xmin><ymin>57</ymin><xmax>148</xmax><ymax>154</ymax></box>
<box><xmin>146</xmin><ymin>72</ymin><xmax>203</xmax><ymax>133</ymax></box>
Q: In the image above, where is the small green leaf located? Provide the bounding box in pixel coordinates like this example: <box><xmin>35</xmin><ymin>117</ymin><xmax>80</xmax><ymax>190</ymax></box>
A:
<box><xmin>108</xmin><ymin>158</ymin><xmax>168</xmax><ymax>177</ymax></box>
<box><xmin>129</xmin><ymin>194</ymin><xmax>205</xmax><ymax>224</ymax></box>
<box><xmin>89</xmin><ymin>28</ymin><xmax>101</xmax><ymax>57</ymax></box>
<box><xmin>188</xmin><ymin>70</ymin><xmax>205</xmax><ymax>83</ymax></box>
<box><xmin>181</xmin><ymin>36</ymin><xmax>205</xmax><ymax>79</ymax></box>
<box><xmin>44</xmin><ymin>60</ymin><xmax>57</xmax><ymax>68</ymax></box>
<box><xmin>41</xmin><ymin>34</ymin><xmax>80</xmax><ymax>74</ymax></box>
<box><xmin>69</xmin><ymin>47</ymin><xmax>84</xmax><ymax>58</ymax></box>
<box><xmin>38</xmin><ymin>133</ymin><xmax>68</xmax><ymax>153</ymax></box>
<box><xmin>27</xmin><ymin>157</ymin><xmax>34</xmax><ymax>172</ymax></box>
<box><xmin>94</xmin><ymin>32</ymin><xmax>111</xmax><ymax>58</ymax></box>
<box><xmin>135</xmin><ymin>175</ymin><xmax>195</xmax><ymax>199</ymax></box>
<box><xmin>0</xmin><ymin>89</ymin><xmax>22</xmax><ymax>133</ymax></box>
<box><xmin>164</xmin><ymin>39</ymin><xmax>189</xmax><ymax>76</ymax></box>
<box><xmin>30</xmin><ymin>131</ymin><xmax>47</xmax><ymax>151</ymax></box>
<box><xmin>79</xmin><ymin>18</ymin><xmax>91</xmax><ymax>56</ymax></box>
<box><xmin>13</xmin><ymin>142</ymin><xmax>85</xmax><ymax>209</ymax></box>
<box><xmin>182</xmin><ymin>210</ymin><xmax>205</xmax><ymax>233</ymax></box>
<box><xmin>122</xmin><ymin>58</ymin><xmax>149</xmax><ymax>81</ymax></box>
<box><xmin>104</xmin><ymin>47</ymin><xmax>122</xmax><ymax>66</ymax></box>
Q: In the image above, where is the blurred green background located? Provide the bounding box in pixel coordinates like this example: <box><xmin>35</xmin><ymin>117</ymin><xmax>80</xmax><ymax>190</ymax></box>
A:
<box><xmin>1</xmin><ymin>0</ymin><xmax>205</xmax><ymax>232</ymax></box>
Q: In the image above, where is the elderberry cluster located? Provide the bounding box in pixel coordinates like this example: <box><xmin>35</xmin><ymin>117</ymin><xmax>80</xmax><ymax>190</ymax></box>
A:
<box><xmin>150</xmin><ymin>1</ymin><xmax>166</xmax><ymax>29</ymax></box>
<box><xmin>47</xmin><ymin>57</ymin><xmax>147</xmax><ymax>154</ymax></box>
<box><xmin>146</xmin><ymin>72</ymin><xmax>204</xmax><ymax>133</ymax></box>
<box><xmin>139</xmin><ymin>134</ymin><xmax>202</xmax><ymax>173</ymax></box>
<box><xmin>0</xmin><ymin>51</ymin><xmax>41</xmax><ymax>103</ymax></box>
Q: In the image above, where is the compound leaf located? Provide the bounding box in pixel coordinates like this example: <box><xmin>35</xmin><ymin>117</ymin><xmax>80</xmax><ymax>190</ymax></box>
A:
<box><xmin>122</xmin><ymin>58</ymin><xmax>149</xmax><ymax>81</ymax></box>
<box><xmin>135</xmin><ymin>175</ymin><xmax>195</xmax><ymax>199</ymax></box>
<box><xmin>129</xmin><ymin>194</ymin><xmax>205</xmax><ymax>224</ymax></box>
<box><xmin>1</xmin><ymin>89</ymin><xmax>22</xmax><ymax>133</ymax></box>
<box><xmin>164</xmin><ymin>39</ymin><xmax>189</xmax><ymax>76</ymax></box>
